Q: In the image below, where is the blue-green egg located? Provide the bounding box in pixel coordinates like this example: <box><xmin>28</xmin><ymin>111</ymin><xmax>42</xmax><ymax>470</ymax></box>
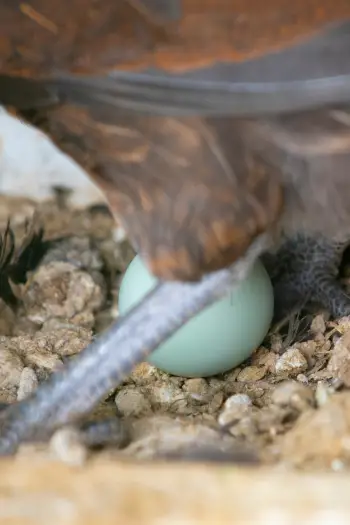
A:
<box><xmin>118</xmin><ymin>255</ymin><xmax>274</xmax><ymax>378</ymax></box>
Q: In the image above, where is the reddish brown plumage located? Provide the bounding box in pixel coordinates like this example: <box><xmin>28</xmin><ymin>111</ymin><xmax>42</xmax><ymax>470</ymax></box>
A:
<box><xmin>1</xmin><ymin>0</ymin><xmax>348</xmax><ymax>279</ymax></box>
<box><xmin>1</xmin><ymin>0</ymin><xmax>350</xmax><ymax>76</ymax></box>
<box><xmin>30</xmin><ymin>104</ymin><xmax>283</xmax><ymax>280</ymax></box>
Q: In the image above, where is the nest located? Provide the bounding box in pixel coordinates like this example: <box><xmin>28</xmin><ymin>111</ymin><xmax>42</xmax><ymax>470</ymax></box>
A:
<box><xmin>1</xmin><ymin>193</ymin><xmax>350</xmax><ymax>523</ymax></box>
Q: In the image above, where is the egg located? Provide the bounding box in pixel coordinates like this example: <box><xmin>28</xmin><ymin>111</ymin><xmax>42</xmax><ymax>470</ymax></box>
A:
<box><xmin>118</xmin><ymin>255</ymin><xmax>274</xmax><ymax>378</ymax></box>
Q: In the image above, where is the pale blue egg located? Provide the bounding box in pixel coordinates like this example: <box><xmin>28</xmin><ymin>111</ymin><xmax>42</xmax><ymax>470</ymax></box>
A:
<box><xmin>118</xmin><ymin>255</ymin><xmax>274</xmax><ymax>378</ymax></box>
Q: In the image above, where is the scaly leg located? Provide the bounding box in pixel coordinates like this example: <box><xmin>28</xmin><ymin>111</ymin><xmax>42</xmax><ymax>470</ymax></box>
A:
<box><xmin>263</xmin><ymin>233</ymin><xmax>350</xmax><ymax>321</ymax></box>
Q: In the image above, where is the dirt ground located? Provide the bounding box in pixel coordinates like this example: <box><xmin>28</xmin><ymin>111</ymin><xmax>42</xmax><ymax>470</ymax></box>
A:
<box><xmin>1</xmin><ymin>190</ymin><xmax>350</xmax><ymax>474</ymax></box>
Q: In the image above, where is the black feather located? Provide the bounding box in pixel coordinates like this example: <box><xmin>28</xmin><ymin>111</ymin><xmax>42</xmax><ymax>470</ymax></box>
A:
<box><xmin>0</xmin><ymin>221</ymin><xmax>50</xmax><ymax>308</ymax></box>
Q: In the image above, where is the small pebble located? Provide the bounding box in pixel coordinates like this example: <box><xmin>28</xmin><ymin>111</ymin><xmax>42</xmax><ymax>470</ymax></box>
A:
<box><xmin>297</xmin><ymin>374</ymin><xmax>309</xmax><ymax>384</ymax></box>
<box><xmin>270</xmin><ymin>334</ymin><xmax>283</xmax><ymax>353</ymax></box>
<box><xmin>218</xmin><ymin>407</ymin><xmax>256</xmax><ymax>436</ymax></box>
<box><xmin>207</xmin><ymin>391</ymin><xmax>225</xmax><ymax>414</ymax></box>
<box><xmin>310</xmin><ymin>314</ymin><xmax>327</xmax><ymax>335</ymax></box>
<box><xmin>331</xmin><ymin>459</ymin><xmax>345</xmax><ymax>472</ymax></box>
<box><xmin>224</xmin><ymin>368</ymin><xmax>241</xmax><ymax>383</ymax></box>
<box><xmin>315</xmin><ymin>381</ymin><xmax>332</xmax><ymax>407</ymax></box>
<box><xmin>21</xmin><ymin>348</ymin><xmax>63</xmax><ymax>373</ymax></box>
<box><xmin>17</xmin><ymin>367</ymin><xmax>38</xmax><ymax>401</ymax></box>
<box><xmin>237</xmin><ymin>365</ymin><xmax>266</xmax><ymax>382</ymax></box>
<box><xmin>333</xmin><ymin>316</ymin><xmax>350</xmax><ymax>334</ymax></box>
<box><xmin>183</xmin><ymin>378</ymin><xmax>209</xmax><ymax>402</ymax></box>
<box><xmin>208</xmin><ymin>378</ymin><xmax>225</xmax><ymax>392</ymax></box>
<box><xmin>41</xmin><ymin>236</ymin><xmax>103</xmax><ymax>271</ymax></box>
<box><xmin>271</xmin><ymin>381</ymin><xmax>314</xmax><ymax>411</ymax></box>
<box><xmin>275</xmin><ymin>348</ymin><xmax>308</xmax><ymax>376</ymax></box>
<box><xmin>224</xmin><ymin>394</ymin><xmax>252</xmax><ymax>408</ymax></box>
<box><xmin>296</xmin><ymin>341</ymin><xmax>317</xmax><ymax>362</ymax></box>
<box><xmin>146</xmin><ymin>383</ymin><xmax>186</xmax><ymax>412</ymax></box>
<box><xmin>49</xmin><ymin>327</ymin><xmax>92</xmax><ymax>357</ymax></box>
<box><xmin>23</xmin><ymin>261</ymin><xmax>104</xmax><ymax>328</ymax></box>
<box><xmin>327</xmin><ymin>331</ymin><xmax>350</xmax><ymax>386</ymax></box>
<box><xmin>244</xmin><ymin>386</ymin><xmax>266</xmax><ymax>402</ymax></box>
<box><xmin>218</xmin><ymin>395</ymin><xmax>253</xmax><ymax>427</ymax></box>
<box><xmin>49</xmin><ymin>427</ymin><xmax>88</xmax><ymax>466</ymax></box>
<box><xmin>125</xmin><ymin>416</ymin><xmax>239</xmax><ymax>460</ymax></box>
<box><xmin>7</xmin><ymin>330</ymin><xmax>90</xmax><ymax>372</ymax></box>
<box><xmin>252</xmin><ymin>349</ymin><xmax>278</xmax><ymax>373</ymax></box>
<box><xmin>0</xmin><ymin>346</ymin><xmax>24</xmax><ymax>389</ymax></box>
<box><xmin>281</xmin><ymin>392</ymin><xmax>350</xmax><ymax>468</ymax></box>
<box><xmin>128</xmin><ymin>362</ymin><xmax>158</xmax><ymax>385</ymax></box>
<box><xmin>115</xmin><ymin>387</ymin><xmax>152</xmax><ymax>417</ymax></box>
